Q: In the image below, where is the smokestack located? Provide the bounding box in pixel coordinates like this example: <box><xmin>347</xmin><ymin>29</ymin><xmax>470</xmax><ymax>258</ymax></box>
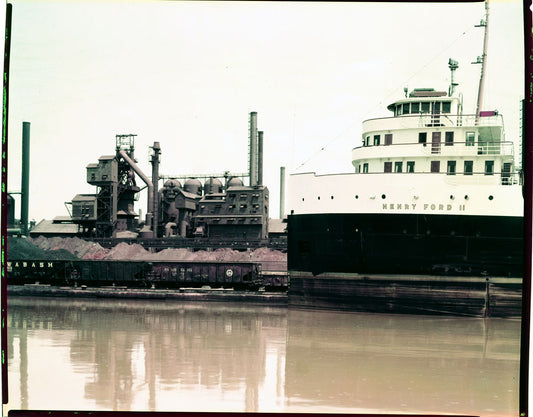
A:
<box><xmin>249</xmin><ymin>112</ymin><xmax>258</xmax><ymax>186</ymax></box>
<box><xmin>150</xmin><ymin>141</ymin><xmax>161</xmax><ymax>238</ymax></box>
<box><xmin>21</xmin><ymin>122</ymin><xmax>30</xmax><ymax>235</ymax></box>
<box><xmin>257</xmin><ymin>131</ymin><xmax>263</xmax><ymax>186</ymax></box>
<box><xmin>280</xmin><ymin>166</ymin><xmax>285</xmax><ymax>219</ymax></box>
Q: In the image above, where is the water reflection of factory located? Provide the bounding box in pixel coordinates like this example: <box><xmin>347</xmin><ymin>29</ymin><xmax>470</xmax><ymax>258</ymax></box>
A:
<box><xmin>7</xmin><ymin>298</ymin><xmax>287</xmax><ymax>412</ymax></box>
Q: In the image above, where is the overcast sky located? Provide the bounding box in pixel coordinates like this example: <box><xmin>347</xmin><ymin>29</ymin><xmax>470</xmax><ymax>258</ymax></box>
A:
<box><xmin>5</xmin><ymin>0</ymin><xmax>525</xmax><ymax>222</ymax></box>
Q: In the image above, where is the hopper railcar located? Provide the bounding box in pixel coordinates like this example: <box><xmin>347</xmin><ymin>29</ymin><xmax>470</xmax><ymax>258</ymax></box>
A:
<box><xmin>6</xmin><ymin>259</ymin><xmax>287</xmax><ymax>290</ymax></box>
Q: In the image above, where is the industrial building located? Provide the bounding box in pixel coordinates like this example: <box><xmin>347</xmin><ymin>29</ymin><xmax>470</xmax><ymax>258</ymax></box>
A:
<box><xmin>66</xmin><ymin>112</ymin><xmax>274</xmax><ymax>244</ymax></box>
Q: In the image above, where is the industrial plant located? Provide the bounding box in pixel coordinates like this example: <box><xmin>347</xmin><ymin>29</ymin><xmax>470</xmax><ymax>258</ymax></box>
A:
<box><xmin>8</xmin><ymin>112</ymin><xmax>286</xmax><ymax>249</ymax></box>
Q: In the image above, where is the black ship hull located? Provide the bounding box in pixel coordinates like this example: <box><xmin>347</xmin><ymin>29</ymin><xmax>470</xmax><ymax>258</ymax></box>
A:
<box><xmin>288</xmin><ymin>213</ymin><xmax>523</xmax><ymax>277</ymax></box>
<box><xmin>287</xmin><ymin>213</ymin><xmax>523</xmax><ymax>316</ymax></box>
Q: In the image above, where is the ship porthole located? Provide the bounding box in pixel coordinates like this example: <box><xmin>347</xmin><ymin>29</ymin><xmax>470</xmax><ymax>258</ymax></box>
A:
<box><xmin>381</xmin><ymin>194</ymin><xmax>386</xmax><ymax>199</ymax></box>
<box><xmin>331</xmin><ymin>196</ymin><xmax>334</xmax><ymax>200</ymax></box>
<box><xmin>355</xmin><ymin>195</ymin><xmax>359</xmax><ymax>199</ymax></box>
<box><xmin>318</xmin><ymin>196</ymin><xmax>321</xmax><ymax>200</ymax></box>
<box><xmin>450</xmin><ymin>195</ymin><xmax>455</xmax><ymax>200</ymax></box>
<box><xmin>302</xmin><ymin>198</ymin><xmax>305</xmax><ymax>201</ymax></box>
<box><xmin>488</xmin><ymin>195</ymin><xmax>494</xmax><ymax>200</ymax></box>
<box><xmin>464</xmin><ymin>195</ymin><xmax>469</xmax><ymax>200</ymax></box>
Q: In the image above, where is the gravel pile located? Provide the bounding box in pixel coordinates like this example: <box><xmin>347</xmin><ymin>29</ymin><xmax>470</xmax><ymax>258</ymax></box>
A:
<box><xmin>8</xmin><ymin>236</ymin><xmax>287</xmax><ymax>270</ymax></box>
<box><xmin>7</xmin><ymin>237</ymin><xmax>79</xmax><ymax>260</ymax></box>
<box><xmin>30</xmin><ymin>236</ymin><xmax>109</xmax><ymax>259</ymax></box>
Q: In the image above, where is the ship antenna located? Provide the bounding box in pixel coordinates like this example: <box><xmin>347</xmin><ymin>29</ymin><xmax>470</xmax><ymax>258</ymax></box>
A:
<box><xmin>448</xmin><ymin>58</ymin><xmax>459</xmax><ymax>96</ymax></box>
<box><xmin>473</xmin><ymin>0</ymin><xmax>489</xmax><ymax>119</ymax></box>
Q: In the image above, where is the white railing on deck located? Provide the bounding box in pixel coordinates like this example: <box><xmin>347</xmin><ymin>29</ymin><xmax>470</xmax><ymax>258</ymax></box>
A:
<box><xmin>362</xmin><ymin>113</ymin><xmax>504</xmax><ymax>132</ymax></box>
<box><xmin>353</xmin><ymin>140</ymin><xmax>515</xmax><ymax>159</ymax></box>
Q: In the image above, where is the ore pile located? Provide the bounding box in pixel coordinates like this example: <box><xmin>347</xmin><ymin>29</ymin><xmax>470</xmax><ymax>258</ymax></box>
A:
<box><xmin>8</xmin><ymin>237</ymin><xmax>287</xmax><ymax>271</ymax></box>
<box><xmin>7</xmin><ymin>237</ymin><xmax>79</xmax><ymax>260</ymax></box>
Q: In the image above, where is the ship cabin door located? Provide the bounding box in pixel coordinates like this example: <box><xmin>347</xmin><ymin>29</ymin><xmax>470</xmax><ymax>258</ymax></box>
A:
<box><xmin>431</xmin><ymin>132</ymin><xmax>441</xmax><ymax>154</ymax></box>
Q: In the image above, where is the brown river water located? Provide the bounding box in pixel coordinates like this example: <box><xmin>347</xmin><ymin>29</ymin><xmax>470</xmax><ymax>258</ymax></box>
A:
<box><xmin>5</xmin><ymin>296</ymin><xmax>521</xmax><ymax>415</ymax></box>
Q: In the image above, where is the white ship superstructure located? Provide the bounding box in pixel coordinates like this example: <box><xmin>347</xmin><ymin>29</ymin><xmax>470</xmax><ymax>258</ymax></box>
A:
<box><xmin>289</xmin><ymin>85</ymin><xmax>522</xmax><ymax>218</ymax></box>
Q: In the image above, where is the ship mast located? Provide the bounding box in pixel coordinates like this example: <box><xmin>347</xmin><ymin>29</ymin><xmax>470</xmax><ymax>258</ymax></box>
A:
<box><xmin>474</xmin><ymin>0</ymin><xmax>489</xmax><ymax>119</ymax></box>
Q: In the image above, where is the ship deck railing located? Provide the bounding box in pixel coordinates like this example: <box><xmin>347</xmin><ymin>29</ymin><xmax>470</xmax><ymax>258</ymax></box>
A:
<box><xmin>353</xmin><ymin>140</ymin><xmax>515</xmax><ymax>159</ymax></box>
<box><xmin>362</xmin><ymin>112</ymin><xmax>504</xmax><ymax>132</ymax></box>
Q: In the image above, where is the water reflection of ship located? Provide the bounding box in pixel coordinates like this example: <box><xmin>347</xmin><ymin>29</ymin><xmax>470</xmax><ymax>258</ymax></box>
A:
<box><xmin>284</xmin><ymin>309</ymin><xmax>520</xmax><ymax>414</ymax></box>
<box><xmin>7</xmin><ymin>298</ymin><xmax>287</xmax><ymax>412</ymax></box>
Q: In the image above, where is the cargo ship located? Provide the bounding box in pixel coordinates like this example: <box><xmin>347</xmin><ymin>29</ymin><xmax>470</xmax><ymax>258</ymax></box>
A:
<box><xmin>286</xmin><ymin>2</ymin><xmax>523</xmax><ymax>316</ymax></box>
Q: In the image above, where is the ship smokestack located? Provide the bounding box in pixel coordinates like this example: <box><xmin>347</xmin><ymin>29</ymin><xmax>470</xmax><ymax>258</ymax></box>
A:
<box><xmin>21</xmin><ymin>121</ymin><xmax>30</xmax><ymax>235</ymax></box>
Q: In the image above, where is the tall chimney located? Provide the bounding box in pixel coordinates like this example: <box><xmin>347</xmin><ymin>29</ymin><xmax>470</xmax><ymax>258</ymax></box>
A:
<box><xmin>150</xmin><ymin>141</ymin><xmax>161</xmax><ymax>238</ymax></box>
<box><xmin>257</xmin><ymin>131</ymin><xmax>263</xmax><ymax>186</ymax></box>
<box><xmin>249</xmin><ymin>112</ymin><xmax>258</xmax><ymax>186</ymax></box>
<box><xmin>21</xmin><ymin>122</ymin><xmax>30</xmax><ymax>235</ymax></box>
<box><xmin>279</xmin><ymin>166</ymin><xmax>285</xmax><ymax>219</ymax></box>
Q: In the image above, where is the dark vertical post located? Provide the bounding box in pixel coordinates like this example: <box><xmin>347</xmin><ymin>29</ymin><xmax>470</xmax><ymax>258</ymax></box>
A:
<box><xmin>2</xmin><ymin>4</ymin><xmax>13</xmax><ymax>406</ymax></box>
<box><xmin>520</xmin><ymin>1</ymin><xmax>532</xmax><ymax>415</ymax></box>
<box><xmin>279</xmin><ymin>166</ymin><xmax>285</xmax><ymax>219</ymax></box>
<box><xmin>21</xmin><ymin>121</ymin><xmax>30</xmax><ymax>235</ymax></box>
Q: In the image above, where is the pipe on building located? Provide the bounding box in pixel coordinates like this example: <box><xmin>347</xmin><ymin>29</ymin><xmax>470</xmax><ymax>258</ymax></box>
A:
<box><xmin>257</xmin><ymin>131</ymin><xmax>263</xmax><ymax>186</ymax></box>
<box><xmin>280</xmin><ymin>166</ymin><xmax>285</xmax><ymax>219</ymax></box>
<box><xmin>118</xmin><ymin>149</ymin><xmax>154</xmax><ymax>235</ymax></box>
<box><xmin>21</xmin><ymin>121</ymin><xmax>30</xmax><ymax>235</ymax></box>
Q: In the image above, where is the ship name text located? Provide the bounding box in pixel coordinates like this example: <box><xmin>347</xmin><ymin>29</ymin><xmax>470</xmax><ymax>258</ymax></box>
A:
<box><xmin>382</xmin><ymin>203</ymin><xmax>466</xmax><ymax>211</ymax></box>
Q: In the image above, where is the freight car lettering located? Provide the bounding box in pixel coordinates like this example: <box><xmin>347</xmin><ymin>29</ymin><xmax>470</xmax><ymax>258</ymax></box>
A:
<box><xmin>7</xmin><ymin>261</ymin><xmax>53</xmax><ymax>268</ymax></box>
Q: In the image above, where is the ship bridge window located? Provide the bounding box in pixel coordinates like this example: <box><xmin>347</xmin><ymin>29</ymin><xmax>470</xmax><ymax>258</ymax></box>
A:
<box><xmin>485</xmin><ymin>160</ymin><xmax>494</xmax><ymax>175</ymax></box>
<box><xmin>402</xmin><ymin>103</ymin><xmax>410</xmax><ymax>114</ymax></box>
<box><xmin>447</xmin><ymin>161</ymin><xmax>456</xmax><ymax>175</ymax></box>
<box><xmin>384</xmin><ymin>162</ymin><xmax>392</xmax><ymax>173</ymax></box>
<box><xmin>395</xmin><ymin>105</ymin><xmax>402</xmax><ymax>116</ymax></box>
<box><xmin>385</xmin><ymin>134</ymin><xmax>393</xmax><ymax>145</ymax></box>
<box><xmin>418</xmin><ymin>132</ymin><xmax>427</xmax><ymax>144</ymax></box>
<box><xmin>365</xmin><ymin>136</ymin><xmax>370</xmax><ymax>146</ymax></box>
<box><xmin>466</xmin><ymin>132</ymin><xmax>475</xmax><ymax>146</ymax></box>
<box><xmin>464</xmin><ymin>160</ymin><xmax>473</xmax><ymax>175</ymax></box>
<box><xmin>373</xmin><ymin>135</ymin><xmax>380</xmax><ymax>146</ymax></box>
<box><xmin>411</xmin><ymin>102</ymin><xmax>420</xmax><ymax>113</ymax></box>
<box><xmin>394</xmin><ymin>162</ymin><xmax>402</xmax><ymax>173</ymax></box>
<box><xmin>363</xmin><ymin>163</ymin><xmax>369</xmax><ymax>173</ymax></box>
<box><xmin>442</xmin><ymin>101</ymin><xmax>451</xmax><ymax>113</ymax></box>
<box><xmin>421</xmin><ymin>102</ymin><xmax>430</xmax><ymax>113</ymax></box>
<box><xmin>406</xmin><ymin>161</ymin><xmax>415</xmax><ymax>172</ymax></box>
